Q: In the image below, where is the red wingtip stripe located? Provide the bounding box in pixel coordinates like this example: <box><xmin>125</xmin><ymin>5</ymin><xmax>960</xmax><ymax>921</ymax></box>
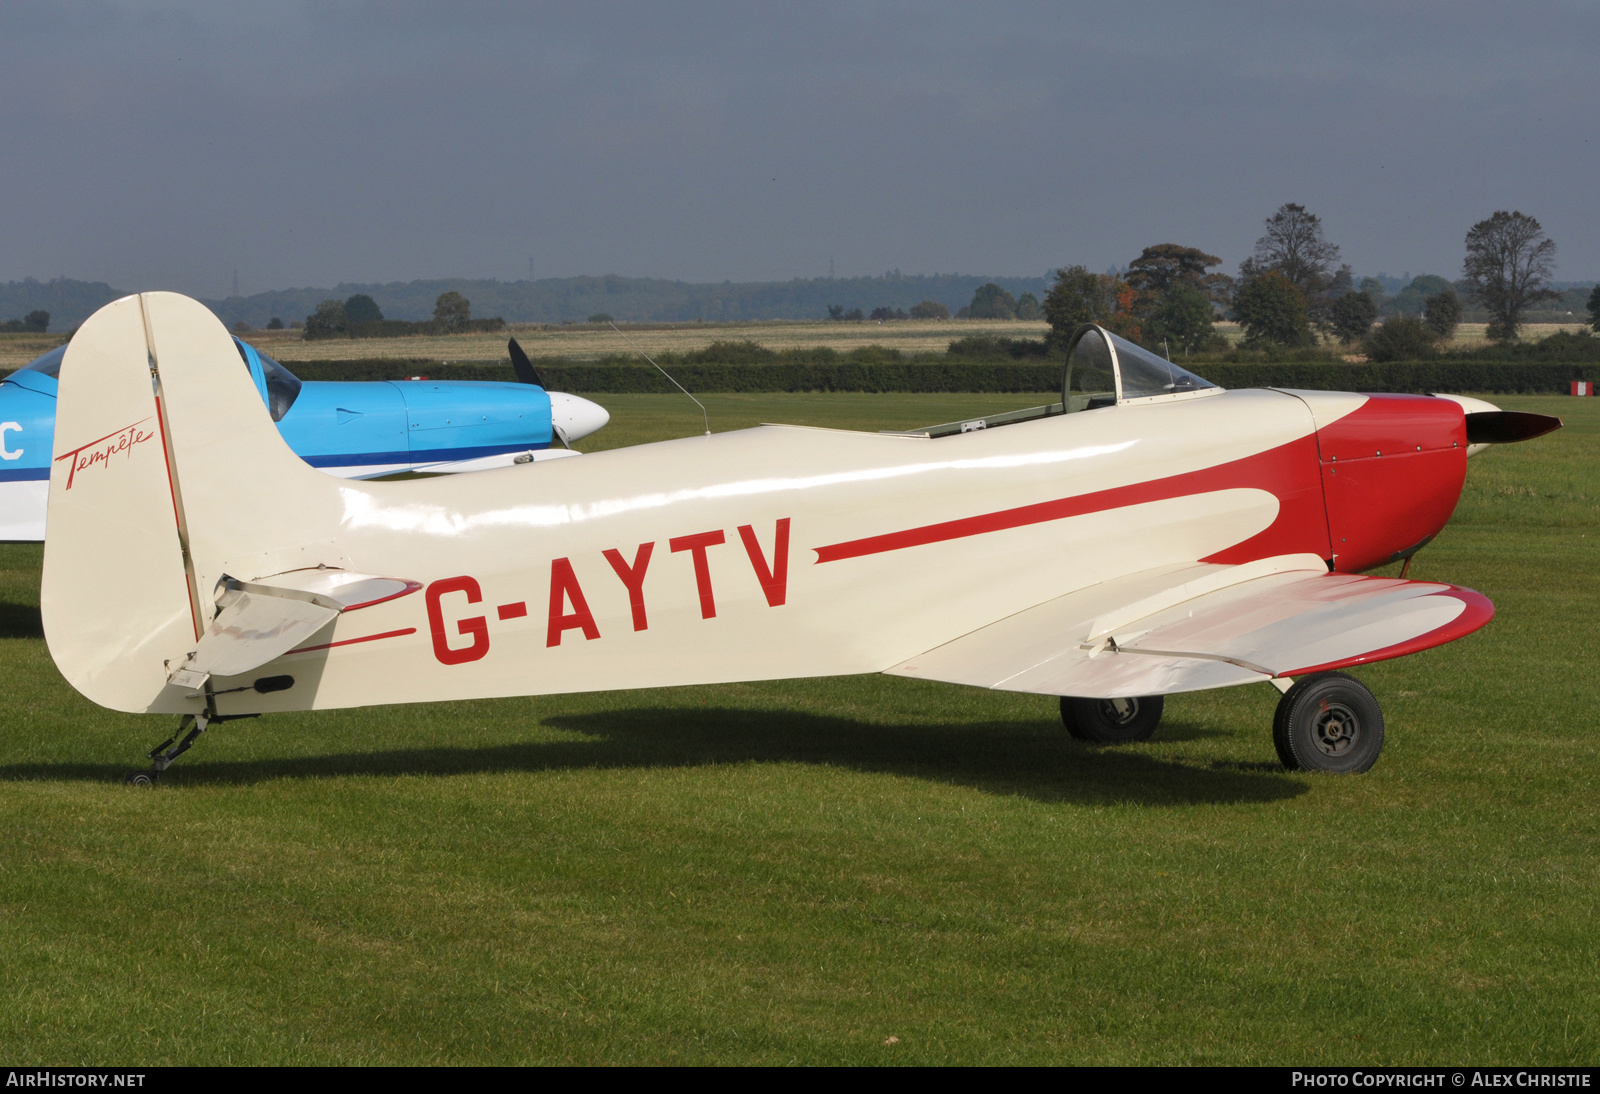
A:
<box><xmin>1279</xmin><ymin>586</ymin><xmax>1495</xmax><ymax>677</ymax></box>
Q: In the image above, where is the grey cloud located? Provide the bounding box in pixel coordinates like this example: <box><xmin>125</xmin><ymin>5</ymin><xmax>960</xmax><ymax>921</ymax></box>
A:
<box><xmin>1</xmin><ymin>1</ymin><xmax>1594</xmax><ymax>296</ymax></box>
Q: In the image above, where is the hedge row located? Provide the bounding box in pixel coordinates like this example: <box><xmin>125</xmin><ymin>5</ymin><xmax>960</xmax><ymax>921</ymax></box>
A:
<box><xmin>280</xmin><ymin>358</ymin><xmax>1600</xmax><ymax>395</ymax></box>
<box><xmin>9</xmin><ymin>358</ymin><xmax>1594</xmax><ymax>395</ymax></box>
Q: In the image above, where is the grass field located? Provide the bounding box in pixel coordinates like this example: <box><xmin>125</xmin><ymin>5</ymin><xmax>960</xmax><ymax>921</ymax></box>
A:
<box><xmin>0</xmin><ymin>392</ymin><xmax>1595</xmax><ymax>1064</ymax></box>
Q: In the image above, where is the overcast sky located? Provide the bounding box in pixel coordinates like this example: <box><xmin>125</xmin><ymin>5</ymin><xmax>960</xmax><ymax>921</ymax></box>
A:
<box><xmin>2</xmin><ymin>1</ymin><xmax>1595</xmax><ymax>297</ymax></box>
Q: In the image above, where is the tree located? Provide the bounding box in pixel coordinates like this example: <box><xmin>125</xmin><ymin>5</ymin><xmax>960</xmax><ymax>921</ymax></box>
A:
<box><xmin>23</xmin><ymin>310</ymin><xmax>49</xmax><ymax>333</ymax></box>
<box><xmin>433</xmin><ymin>291</ymin><xmax>471</xmax><ymax>332</ymax></box>
<box><xmin>1125</xmin><ymin>244</ymin><xmax>1232</xmax><ymax>305</ymax></box>
<box><xmin>303</xmin><ymin>299</ymin><xmax>348</xmax><ymax>339</ymax></box>
<box><xmin>1239</xmin><ymin>204</ymin><xmax>1342</xmax><ymax>330</ymax></box>
<box><xmin>1422</xmin><ymin>289</ymin><xmax>1461</xmax><ymax>340</ymax></box>
<box><xmin>1588</xmin><ymin>285</ymin><xmax>1600</xmax><ymax>334</ymax></box>
<box><xmin>1043</xmin><ymin>265</ymin><xmax>1124</xmax><ymax>346</ymax></box>
<box><xmin>967</xmin><ymin>282</ymin><xmax>1017</xmax><ymax>320</ymax></box>
<box><xmin>1363</xmin><ymin>315</ymin><xmax>1438</xmax><ymax>362</ymax></box>
<box><xmin>344</xmin><ymin>294</ymin><xmax>383</xmax><ymax>326</ymax></box>
<box><xmin>587</xmin><ymin>313</ymin><xmax>614</xmax><ymax>323</ymax></box>
<box><xmin>868</xmin><ymin>306</ymin><xmax>906</xmax><ymax>321</ymax></box>
<box><xmin>1462</xmin><ymin>210</ymin><xmax>1558</xmax><ymax>341</ymax></box>
<box><xmin>1241</xmin><ymin>204</ymin><xmax>1340</xmax><ymax>294</ymax></box>
<box><xmin>1233</xmin><ymin>270</ymin><xmax>1312</xmax><ymax>348</ymax></box>
<box><xmin>909</xmin><ymin>300</ymin><xmax>949</xmax><ymax>320</ymax></box>
<box><xmin>231</xmin><ymin>321</ymin><xmax>252</xmax><ymax>333</ymax></box>
<box><xmin>1330</xmin><ymin>291</ymin><xmax>1378</xmax><ymax>344</ymax></box>
<box><xmin>266</xmin><ymin>317</ymin><xmax>284</xmax><ymax>330</ymax></box>
<box><xmin>827</xmin><ymin>304</ymin><xmax>845</xmax><ymax>320</ymax></box>
<box><xmin>1144</xmin><ymin>283</ymin><xmax>1217</xmax><ymax>355</ymax></box>
<box><xmin>1014</xmin><ymin>293</ymin><xmax>1042</xmax><ymax>321</ymax></box>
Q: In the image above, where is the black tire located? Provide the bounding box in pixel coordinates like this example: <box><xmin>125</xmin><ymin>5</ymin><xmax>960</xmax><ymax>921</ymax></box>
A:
<box><xmin>1272</xmin><ymin>672</ymin><xmax>1384</xmax><ymax>774</ymax></box>
<box><xmin>126</xmin><ymin>771</ymin><xmax>156</xmax><ymax>787</ymax></box>
<box><xmin>1271</xmin><ymin>687</ymin><xmax>1295</xmax><ymax>768</ymax></box>
<box><xmin>1060</xmin><ymin>695</ymin><xmax>1164</xmax><ymax>743</ymax></box>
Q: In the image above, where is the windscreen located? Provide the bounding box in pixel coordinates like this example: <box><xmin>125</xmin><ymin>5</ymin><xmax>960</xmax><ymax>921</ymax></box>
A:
<box><xmin>257</xmin><ymin>351</ymin><xmax>303</xmax><ymax>422</ymax></box>
<box><xmin>1105</xmin><ymin>330</ymin><xmax>1216</xmax><ymax>400</ymax></box>
<box><xmin>1063</xmin><ymin>327</ymin><xmax>1117</xmax><ymax>412</ymax></box>
<box><xmin>234</xmin><ymin>340</ymin><xmax>303</xmax><ymax>422</ymax></box>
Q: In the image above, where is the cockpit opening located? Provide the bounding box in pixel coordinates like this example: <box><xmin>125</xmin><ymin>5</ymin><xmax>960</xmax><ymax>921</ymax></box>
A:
<box><xmin>891</xmin><ymin>323</ymin><xmax>1220</xmax><ymax>438</ymax></box>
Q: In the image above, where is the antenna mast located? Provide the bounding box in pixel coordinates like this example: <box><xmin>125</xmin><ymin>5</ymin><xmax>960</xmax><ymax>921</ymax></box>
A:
<box><xmin>608</xmin><ymin>322</ymin><xmax>711</xmax><ymax>436</ymax></box>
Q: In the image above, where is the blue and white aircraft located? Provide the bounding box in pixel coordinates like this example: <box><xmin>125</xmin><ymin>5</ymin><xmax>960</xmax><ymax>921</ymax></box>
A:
<box><xmin>0</xmin><ymin>336</ymin><xmax>609</xmax><ymax>540</ymax></box>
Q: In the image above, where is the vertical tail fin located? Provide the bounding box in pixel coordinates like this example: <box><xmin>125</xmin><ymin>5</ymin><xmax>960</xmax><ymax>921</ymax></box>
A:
<box><xmin>42</xmin><ymin>292</ymin><xmax>346</xmax><ymax>713</ymax></box>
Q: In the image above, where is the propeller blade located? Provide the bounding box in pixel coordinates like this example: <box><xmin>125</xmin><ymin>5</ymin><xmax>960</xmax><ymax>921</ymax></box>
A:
<box><xmin>1465</xmin><ymin>410</ymin><xmax>1562</xmax><ymax>446</ymax></box>
<box><xmin>507</xmin><ymin>338</ymin><xmax>545</xmax><ymax>388</ymax></box>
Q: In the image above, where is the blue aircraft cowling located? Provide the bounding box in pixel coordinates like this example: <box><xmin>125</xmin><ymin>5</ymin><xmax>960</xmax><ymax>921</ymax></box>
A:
<box><xmin>0</xmin><ymin>337</ymin><xmax>607</xmax><ymax>540</ymax></box>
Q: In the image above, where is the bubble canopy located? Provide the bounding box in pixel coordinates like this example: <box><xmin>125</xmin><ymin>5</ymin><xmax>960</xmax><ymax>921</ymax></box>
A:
<box><xmin>1062</xmin><ymin>324</ymin><xmax>1218</xmax><ymax>411</ymax></box>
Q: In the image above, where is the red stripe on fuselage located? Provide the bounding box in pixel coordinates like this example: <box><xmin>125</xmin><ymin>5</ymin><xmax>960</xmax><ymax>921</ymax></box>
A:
<box><xmin>287</xmin><ymin>627</ymin><xmax>417</xmax><ymax>655</ymax></box>
<box><xmin>812</xmin><ymin>433</ymin><xmax>1331</xmax><ymax>565</ymax></box>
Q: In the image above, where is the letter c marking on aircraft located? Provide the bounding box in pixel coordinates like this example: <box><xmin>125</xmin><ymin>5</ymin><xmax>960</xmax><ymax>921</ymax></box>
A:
<box><xmin>426</xmin><ymin>576</ymin><xmax>490</xmax><ymax>665</ymax></box>
<box><xmin>0</xmin><ymin>422</ymin><xmax>21</xmax><ymax>460</ymax></box>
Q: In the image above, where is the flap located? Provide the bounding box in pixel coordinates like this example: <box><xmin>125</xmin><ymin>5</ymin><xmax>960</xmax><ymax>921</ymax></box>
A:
<box><xmin>887</xmin><ymin>558</ymin><xmax>1492</xmax><ymax>699</ymax></box>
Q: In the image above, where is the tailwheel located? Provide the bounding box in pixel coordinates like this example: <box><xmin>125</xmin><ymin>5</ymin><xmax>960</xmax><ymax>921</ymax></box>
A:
<box><xmin>1272</xmin><ymin>672</ymin><xmax>1385</xmax><ymax>774</ymax></box>
<box><xmin>126</xmin><ymin>712</ymin><xmax>210</xmax><ymax>786</ymax></box>
<box><xmin>1060</xmin><ymin>695</ymin><xmax>1164</xmax><ymax>743</ymax></box>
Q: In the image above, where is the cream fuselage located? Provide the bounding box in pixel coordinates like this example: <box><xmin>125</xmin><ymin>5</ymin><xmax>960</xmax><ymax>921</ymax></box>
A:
<box><xmin>202</xmin><ymin>386</ymin><xmax>1351</xmax><ymax>716</ymax></box>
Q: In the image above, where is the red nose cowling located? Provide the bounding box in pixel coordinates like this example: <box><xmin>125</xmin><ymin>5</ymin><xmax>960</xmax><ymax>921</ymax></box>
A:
<box><xmin>1317</xmin><ymin>394</ymin><xmax>1468</xmax><ymax>573</ymax></box>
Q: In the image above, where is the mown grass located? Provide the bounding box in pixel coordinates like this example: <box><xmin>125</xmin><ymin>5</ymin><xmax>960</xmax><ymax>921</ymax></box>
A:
<box><xmin>0</xmin><ymin>394</ymin><xmax>1594</xmax><ymax>1064</ymax></box>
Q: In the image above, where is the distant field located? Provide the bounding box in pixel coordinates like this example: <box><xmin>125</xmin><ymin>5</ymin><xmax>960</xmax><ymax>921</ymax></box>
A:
<box><xmin>213</xmin><ymin>319</ymin><xmax>1600</xmax><ymax>366</ymax></box>
<box><xmin>0</xmin><ymin>393</ymin><xmax>1593</xmax><ymax>1064</ymax></box>
<box><xmin>244</xmin><ymin>319</ymin><xmax>1052</xmax><ymax>365</ymax></box>
<box><xmin>4</xmin><ymin>319</ymin><xmax>1595</xmax><ymax>370</ymax></box>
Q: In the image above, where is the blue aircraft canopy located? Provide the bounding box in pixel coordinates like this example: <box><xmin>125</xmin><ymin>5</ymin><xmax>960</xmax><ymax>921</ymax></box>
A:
<box><xmin>234</xmin><ymin>341</ymin><xmax>303</xmax><ymax>421</ymax></box>
<box><xmin>17</xmin><ymin>339</ymin><xmax>303</xmax><ymax>423</ymax></box>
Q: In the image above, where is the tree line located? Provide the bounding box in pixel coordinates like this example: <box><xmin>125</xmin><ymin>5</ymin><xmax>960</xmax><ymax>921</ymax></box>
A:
<box><xmin>1</xmin><ymin>309</ymin><xmax>50</xmax><ymax>333</ymax></box>
<box><xmin>301</xmin><ymin>291</ymin><xmax>505</xmax><ymax>341</ymax></box>
<box><xmin>1030</xmin><ymin>204</ymin><xmax>1588</xmax><ymax>360</ymax></box>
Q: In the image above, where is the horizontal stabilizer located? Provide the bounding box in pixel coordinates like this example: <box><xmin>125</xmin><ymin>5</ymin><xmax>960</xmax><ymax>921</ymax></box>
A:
<box><xmin>166</xmin><ymin>569</ymin><xmax>420</xmax><ymax>690</ymax></box>
<box><xmin>888</xmin><ymin>557</ymin><xmax>1492</xmax><ymax>699</ymax></box>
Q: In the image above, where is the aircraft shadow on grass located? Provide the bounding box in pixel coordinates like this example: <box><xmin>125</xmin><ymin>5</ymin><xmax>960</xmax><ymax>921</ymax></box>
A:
<box><xmin>0</xmin><ymin>602</ymin><xmax>43</xmax><ymax>639</ymax></box>
<box><xmin>0</xmin><ymin>705</ymin><xmax>1308</xmax><ymax>806</ymax></box>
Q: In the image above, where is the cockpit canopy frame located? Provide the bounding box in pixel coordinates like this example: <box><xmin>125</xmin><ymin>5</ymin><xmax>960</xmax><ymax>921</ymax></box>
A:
<box><xmin>1061</xmin><ymin>323</ymin><xmax>1219</xmax><ymax>412</ymax></box>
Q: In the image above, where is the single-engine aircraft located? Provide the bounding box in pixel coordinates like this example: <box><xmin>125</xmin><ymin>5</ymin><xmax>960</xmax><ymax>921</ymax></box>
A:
<box><xmin>40</xmin><ymin>293</ymin><xmax>1560</xmax><ymax>784</ymax></box>
<box><xmin>0</xmin><ymin>335</ymin><xmax>610</xmax><ymax>540</ymax></box>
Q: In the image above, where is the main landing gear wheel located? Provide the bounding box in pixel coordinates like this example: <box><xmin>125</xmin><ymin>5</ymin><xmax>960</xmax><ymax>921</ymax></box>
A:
<box><xmin>1272</xmin><ymin>672</ymin><xmax>1385</xmax><ymax>774</ymax></box>
<box><xmin>1060</xmin><ymin>695</ymin><xmax>1164</xmax><ymax>743</ymax></box>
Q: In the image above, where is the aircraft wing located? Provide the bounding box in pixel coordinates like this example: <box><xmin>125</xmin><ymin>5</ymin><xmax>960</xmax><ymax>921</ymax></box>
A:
<box><xmin>886</xmin><ymin>554</ymin><xmax>1493</xmax><ymax>699</ymax></box>
<box><xmin>166</xmin><ymin>569</ymin><xmax>420</xmax><ymax>690</ymax></box>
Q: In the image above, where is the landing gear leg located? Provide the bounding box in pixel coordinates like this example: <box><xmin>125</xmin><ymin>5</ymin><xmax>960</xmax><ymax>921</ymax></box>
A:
<box><xmin>126</xmin><ymin>711</ymin><xmax>209</xmax><ymax>786</ymax></box>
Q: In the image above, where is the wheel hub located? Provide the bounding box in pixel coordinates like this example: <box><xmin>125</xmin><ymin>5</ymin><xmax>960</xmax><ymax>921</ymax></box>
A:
<box><xmin>1312</xmin><ymin>701</ymin><xmax>1361</xmax><ymax>757</ymax></box>
<box><xmin>1099</xmin><ymin>698</ymin><xmax>1140</xmax><ymax>726</ymax></box>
